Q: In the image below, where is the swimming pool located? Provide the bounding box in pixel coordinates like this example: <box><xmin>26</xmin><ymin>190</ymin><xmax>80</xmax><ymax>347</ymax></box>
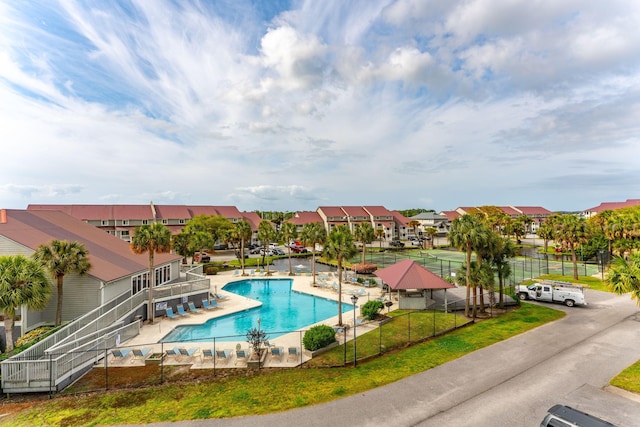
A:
<box><xmin>160</xmin><ymin>278</ymin><xmax>351</xmax><ymax>342</ymax></box>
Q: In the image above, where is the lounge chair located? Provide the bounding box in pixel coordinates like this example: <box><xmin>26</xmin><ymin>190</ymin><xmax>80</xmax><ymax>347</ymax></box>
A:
<box><xmin>176</xmin><ymin>305</ymin><xmax>190</xmax><ymax>317</ymax></box>
<box><xmin>235</xmin><ymin>349</ymin><xmax>248</xmax><ymax>366</ymax></box>
<box><xmin>110</xmin><ymin>349</ymin><xmax>131</xmax><ymax>362</ymax></box>
<box><xmin>212</xmin><ymin>293</ymin><xmax>229</xmax><ymax>301</ymax></box>
<box><xmin>131</xmin><ymin>348</ymin><xmax>150</xmax><ymax>363</ymax></box>
<box><xmin>215</xmin><ymin>349</ymin><xmax>231</xmax><ymax>364</ymax></box>
<box><xmin>270</xmin><ymin>347</ymin><xmax>284</xmax><ymax>361</ymax></box>
<box><xmin>201</xmin><ymin>349</ymin><xmax>214</xmax><ymax>363</ymax></box>
<box><xmin>286</xmin><ymin>347</ymin><xmax>299</xmax><ymax>362</ymax></box>
<box><xmin>187</xmin><ymin>301</ymin><xmax>202</xmax><ymax>314</ymax></box>
<box><xmin>165</xmin><ymin>348</ymin><xmax>179</xmax><ymax>360</ymax></box>
<box><xmin>202</xmin><ymin>299</ymin><xmax>220</xmax><ymax>310</ymax></box>
<box><xmin>165</xmin><ymin>307</ymin><xmax>179</xmax><ymax>320</ymax></box>
<box><xmin>176</xmin><ymin>347</ymin><xmax>198</xmax><ymax>362</ymax></box>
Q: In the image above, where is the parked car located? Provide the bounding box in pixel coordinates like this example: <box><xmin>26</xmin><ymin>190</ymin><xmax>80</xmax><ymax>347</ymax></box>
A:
<box><xmin>213</xmin><ymin>243</ymin><xmax>228</xmax><ymax>250</ymax></box>
<box><xmin>249</xmin><ymin>247</ymin><xmax>262</xmax><ymax>254</ymax></box>
<box><xmin>291</xmin><ymin>246</ymin><xmax>308</xmax><ymax>253</ymax></box>
<box><xmin>410</xmin><ymin>240</ymin><xmax>422</xmax><ymax>246</ymax></box>
<box><xmin>260</xmin><ymin>248</ymin><xmax>274</xmax><ymax>256</ymax></box>
<box><xmin>272</xmin><ymin>248</ymin><xmax>285</xmax><ymax>256</ymax></box>
<box><xmin>194</xmin><ymin>252</ymin><xmax>210</xmax><ymax>262</ymax></box>
<box><xmin>389</xmin><ymin>240</ymin><xmax>405</xmax><ymax>247</ymax></box>
<box><xmin>269</xmin><ymin>243</ymin><xmax>279</xmax><ymax>249</ymax></box>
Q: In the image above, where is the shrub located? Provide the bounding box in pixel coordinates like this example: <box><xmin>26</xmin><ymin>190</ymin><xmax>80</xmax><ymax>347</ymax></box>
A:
<box><xmin>205</xmin><ymin>266</ymin><xmax>219</xmax><ymax>275</ymax></box>
<box><xmin>352</xmin><ymin>263</ymin><xmax>378</xmax><ymax>274</ymax></box>
<box><xmin>302</xmin><ymin>324</ymin><xmax>336</xmax><ymax>351</ymax></box>
<box><xmin>361</xmin><ymin>300</ymin><xmax>384</xmax><ymax>321</ymax></box>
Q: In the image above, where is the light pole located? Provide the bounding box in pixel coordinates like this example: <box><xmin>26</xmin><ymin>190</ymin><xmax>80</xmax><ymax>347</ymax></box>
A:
<box><xmin>351</xmin><ymin>294</ymin><xmax>358</xmax><ymax>368</ymax></box>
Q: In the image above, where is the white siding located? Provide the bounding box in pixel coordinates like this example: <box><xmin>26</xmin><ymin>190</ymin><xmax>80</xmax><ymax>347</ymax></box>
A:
<box><xmin>0</xmin><ymin>236</ymin><xmax>33</xmax><ymax>256</ymax></box>
<box><xmin>41</xmin><ymin>274</ymin><xmax>101</xmax><ymax>324</ymax></box>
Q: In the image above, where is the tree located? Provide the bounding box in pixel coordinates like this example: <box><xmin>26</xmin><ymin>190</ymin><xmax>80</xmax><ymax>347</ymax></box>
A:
<box><xmin>257</xmin><ymin>220</ymin><xmax>277</xmax><ymax>275</ymax></box>
<box><xmin>375</xmin><ymin>227</ymin><xmax>386</xmax><ymax>249</ymax></box>
<box><xmin>301</xmin><ymin>222</ymin><xmax>327</xmax><ymax>285</ymax></box>
<box><xmin>606</xmin><ymin>253</ymin><xmax>640</xmax><ymax>304</ymax></box>
<box><xmin>184</xmin><ymin>215</ymin><xmax>232</xmax><ymax>250</ymax></box>
<box><xmin>233</xmin><ymin>220</ymin><xmax>253</xmax><ymax>275</ymax></box>
<box><xmin>33</xmin><ymin>240</ymin><xmax>91</xmax><ymax>326</ymax></box>
<box><xmin>130</xmin><ymin>222</ymin><xmax>172</xmax><ymax>323</ymax></box>
<box><xmin>279</xmin><ymin>222</ymin><xmax>298</xmax><ymax>276</ymax></box>
<box><xmin>424</xmin><ymin>227</ymin><xmax>437</xmax><ymax>249</ymax></box>
<box><xmin>171</xmin><ymin>232</ymin><xmax>191</xmax><ymax>264</ymax></box>
<box><xmin>449</xmin><ymin>215</ymin><xmax>488</xmax><ymax>318</ymax></box>
<box><xmin>537</xmin><ymin>221</ymin><xmax>554</xmax><ymax>255</ymax></box>
<box><xmin>407</xmin><ymin>220</ymin><xmax>420</xmax><ymax>240</ymax></box>
<box><xmin>0</xmin><ymin>255</ymin><xmax>52</xmax><ymax>352</ymax></box>
<box><xmin>553</xmin><ymin>214</ymin><xmax>589</xmax><ymax>280</ymax></box>
<box><xmin>490</xmin><ymin>236</ymin><xmax>515</xmax><ymax>308</ymax></box>
<box><xmin>324</xmin><ymin>225</ymin><xmax>357</xmax><ymax>326</ymax></box>
<box><xmin>354</xmin><ymin>222</ymin><xmax>375</xmax><ymax>264</ymax></box>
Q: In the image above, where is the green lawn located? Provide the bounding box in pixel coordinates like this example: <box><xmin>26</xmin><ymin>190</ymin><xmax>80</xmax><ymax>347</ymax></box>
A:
<box><xmin>611</xmin><ymin>361</ymin><xmax>640</xmax><ymax>393</ymax></box>
<box><xmin>4</xmin><ymin>304</ymin><xmax>564</xmax><ymax>427</ymax></box>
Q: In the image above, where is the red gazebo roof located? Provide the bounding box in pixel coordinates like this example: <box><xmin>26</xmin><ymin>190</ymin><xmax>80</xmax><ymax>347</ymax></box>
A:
<box><xmin>374</xmin><ymin>259</ymin><xmax>456</xmax><ymax>290</ymax></box>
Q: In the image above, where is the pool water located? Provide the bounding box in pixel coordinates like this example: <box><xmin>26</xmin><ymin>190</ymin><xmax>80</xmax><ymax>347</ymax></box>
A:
<box><xmin>161</xmin><ymin>279</ymin><xmax>350</xmax><ymax>342</ymax></box>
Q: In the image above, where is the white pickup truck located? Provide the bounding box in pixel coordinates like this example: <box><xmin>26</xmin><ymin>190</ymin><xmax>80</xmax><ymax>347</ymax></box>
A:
<box><xmin>515</xmin><ymin>281</ymin><xmax>586</xmax><ymax>307</ymax></box>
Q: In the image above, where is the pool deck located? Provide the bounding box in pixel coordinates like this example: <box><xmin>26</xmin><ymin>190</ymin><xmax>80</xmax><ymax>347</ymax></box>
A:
<box><xmin>114</xmin><ymin>269</ymin><xmax>386</xmax><ymax>369</ymax></box>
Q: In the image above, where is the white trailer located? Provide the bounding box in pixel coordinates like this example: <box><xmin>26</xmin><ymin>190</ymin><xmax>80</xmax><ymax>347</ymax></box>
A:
<box><xmin>515</xmin><ymin>281</ymin><xmax>586</xmax><ymax>307</ymax></box>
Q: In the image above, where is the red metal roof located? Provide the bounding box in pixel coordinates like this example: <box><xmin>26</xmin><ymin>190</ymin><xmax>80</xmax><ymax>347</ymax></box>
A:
<box><xmin>375</xmin><ymin>259</ymin><xmax>456</xmax><ymax>290</ymax></box>
<box><xmin>363</xmin><ymin>206</ymin><xmax>393</xmax><ymax>217</ymax></box>
<box><xmin>241</xmin><ymin>211</ymin><xmax>262</xmax><ymax>230</ymax></box>
<box><xmin>288</xmin><ymin>211</ymin><xmax>323</xmax><ymax>225</ymax></box>
<box><xmin>513</xmin><ymin>206</ymin><xmax>553</xmax><ymax>215</ymax></box>
<box><xmin>341</xmin><ymin>206</ymin><xmax>369</xmax><ymax>217</ymax></box>
<box><xmin>154</xmin><ymin>205</ymin><xmax>191</xmax><ymax>219</ymax></box>
<box><xmin>0</xmin><ymin>209</ymin><xmax>181</xmax><ymax>283</ymax></box>
<box><xmin>318</xmin><ymin>206</ymin><xmax>346</xmax><ymax>217</ymax></box>
<box><xmin>391</xmin><ymin>211</ymin><xmax>410</xmax><ymax>226</ymax></box>
<box><xmin>584</xmin><ymin>199</ymin><xmax>640</xmax><ymax>213</ymax></box>
<box><xmin>440</xmin><ymin>211</ymin><xmax>461</xmax><ymax>220</ymax></box>
<box><xmin>500</xmin><ymin>206</ymin><xmax>521</xmax><ymax>216</ymax></box>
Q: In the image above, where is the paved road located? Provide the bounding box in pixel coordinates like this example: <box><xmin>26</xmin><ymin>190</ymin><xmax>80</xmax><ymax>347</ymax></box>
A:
<box><xmin>145</xmin><ymin>290</ymin><xmax>640</xmax><ymax>427</ymax></box>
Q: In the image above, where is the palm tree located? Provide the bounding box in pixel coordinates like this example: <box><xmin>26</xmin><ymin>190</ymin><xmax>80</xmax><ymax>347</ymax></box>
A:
<box><xmin>407</xmin><ymin>220</ymin><xmax>420</xmax><ymax>240</ymax></box>
<box><xmin>279</xmin><ymin>222</ymin><xmax>298</xmax><ymax>275</ymax></box>
<box><xmin>490</xmin><ymin>236</ymin><xmax>515</xmax><ymax>308</ymax></box>
<box><xmin>606</xmin><ymin>253</ymin><xmax>640</xmax><ymax>304</ymax></box>
<box><xmin>301</xmin><ymin>222</ymin><xmax>327</xmax><ymax>285</ymax></box>
<box><xmin>424</xmin><ymin>227</ymin><xmax>437</xmax><ymax>249</ymax></box>
<box><xmin>233</xmin><ymin>220</ymin><xmax>253</xmax><ymax>275</ymax></box>
<box><xmin>354</xmin><ymin>222</ymin><xmax>375</xmax><ymax>264</ymax></box>
<box><xmin>375</xmin><ymin>227</ymin><xmax>386</xmax><ymax>249</ymax></box>
<box><xmin>130</xmin><ymin>222</ymin><xmax>172</xmax><ymax>323</ymax></box>
<box><xmin>257</xmin><ymin>220</ymin><xmax>277</xmax><ymax>275</ymax></box>
<box><xmin>0</xmin><ymin>255</ymin><xmax>52</xmax><ymax>352</ymax></box>
<box><xmin>33</xmin><ymin>240</ymin><xmax>91</xmax><ymax>326</ymax></box>
<box><xmin>324</xmin><ymin>225</ymin><xmax>357</xmax><ymax>326</ymax></box>
<box><xmin>553</xmin><ymin>214</ymin><xmax>589</xmax><ymax>280</ymax></box>
<box><xmin>449</xmin><ymin>215</ymin><xmax>488</xmax><ymax>318</ymax></box>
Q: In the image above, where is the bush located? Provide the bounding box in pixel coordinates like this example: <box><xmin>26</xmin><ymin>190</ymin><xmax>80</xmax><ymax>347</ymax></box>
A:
<box><xmin>361</xmin><ymin>300</ymin><xmax>384</xmax><ymax>321</ymax></box>
<box><xmin>302</xmin><ymin>324</ymin><xmax>336</xmax><ymax>351</ymax></box>
<box><xmin>352</xmin><ymin>263</ymin><xmax>378</xmax><ymax>274</ymax></box>
<box><xmin>205</xmin><ymin>266</ymin><xmax>219</xmax><ymax>275</ymax></box>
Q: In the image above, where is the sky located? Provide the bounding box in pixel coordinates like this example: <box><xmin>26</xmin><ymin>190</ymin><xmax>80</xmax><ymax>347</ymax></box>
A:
<box><xmin>1</xmin><ymin>0</ymin><xmax>639</xmax><ymax>213</ymax></box>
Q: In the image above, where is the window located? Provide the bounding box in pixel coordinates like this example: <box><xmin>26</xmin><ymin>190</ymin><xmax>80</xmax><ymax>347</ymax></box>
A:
<box><xmin>121</xmin><ymin>220</ymin><xmax>129</xmax><ymax>226</ymax></box>
<box><xmin>121</xmin><ymin>230</ymin><xmax>129</xmax><ymax>237</ymax></box>
<box><xmin>142</xmin><ymin>219</ymin><xmax>149</xmax><ymax>225</ymax></box>
<box><xmin>131</xmin><ymin>265</ymin><xmax>171</xmax><ymax>295</ymax></box>
<box><xmin>162</xmin><ymin>219</ymin><xmax>168</xmax><ymax>225</ymax></box>
<box><xmin>101</xmin><ymin>220</ymin><xmax>109</xmax><ymax>226</ymax></box>
<box><xmin>179</xmin><ymin>219</ymin><xmax>185</xmax><ymax>224</ymax></box>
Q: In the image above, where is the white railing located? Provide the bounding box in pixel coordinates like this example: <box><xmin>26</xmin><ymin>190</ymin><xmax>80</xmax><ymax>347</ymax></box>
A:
<box><xmin>2</xmin><ymin>268</ymin><xmax>210</xmax><ymax>393</ymax></box>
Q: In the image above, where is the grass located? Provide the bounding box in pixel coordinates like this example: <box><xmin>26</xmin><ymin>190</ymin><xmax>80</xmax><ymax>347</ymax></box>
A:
<box><xmin>611</xmin><ymin>361</ymin><xmax>640</xmax><ymax>393</ymax></box>
<box><xmin>525</xmin><ymin>274</ymin><xmax>611</xmax><ymax>292</ymax></box>
<box><xmin>2</xmin><ymin>303</ymin><xmax>564</xmax><ymax>427</ymax></box>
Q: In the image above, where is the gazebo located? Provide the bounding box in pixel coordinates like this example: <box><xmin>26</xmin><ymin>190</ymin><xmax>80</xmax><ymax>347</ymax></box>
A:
<box><xmin>374</xmin><ymin>259</ymin><xmax>456</xmax><ymax>311</ymax></box>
